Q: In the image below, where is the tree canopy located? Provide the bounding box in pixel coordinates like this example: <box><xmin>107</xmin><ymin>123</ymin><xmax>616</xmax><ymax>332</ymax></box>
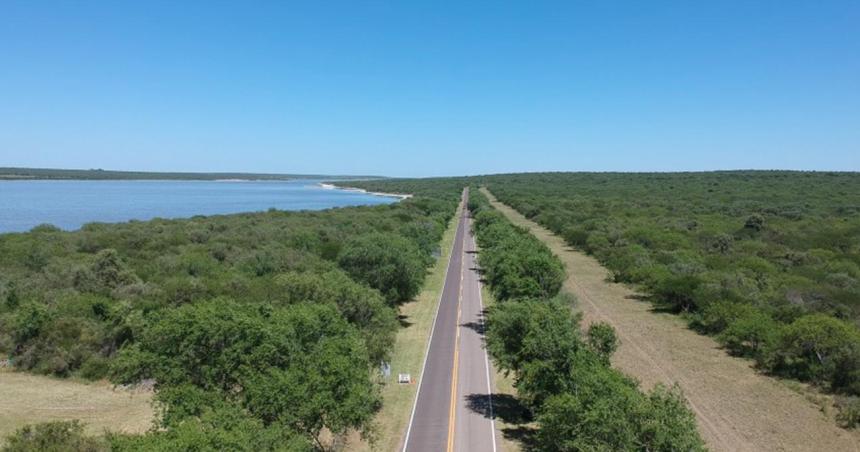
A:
<box><xmin>0</xmin><ymin>192</ymin><xmax>457</xmax><ymax>448</ymax></box>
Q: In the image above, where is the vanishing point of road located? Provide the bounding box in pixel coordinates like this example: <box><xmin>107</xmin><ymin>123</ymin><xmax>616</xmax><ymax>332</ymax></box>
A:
<box><xmin>403</xmin><ymin>188</ymin><xmax>498</xmax><ymax>452</ymax></box>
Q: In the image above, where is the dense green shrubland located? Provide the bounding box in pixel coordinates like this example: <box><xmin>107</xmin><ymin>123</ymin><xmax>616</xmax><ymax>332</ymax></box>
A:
<box><xmin>470</xmin><ymin>194</ymin><xmax>565</xmax><ymax>301</ymax></box>
<box><xmin>0</xmin><ymin>195</ymin><xmax>456</xmax><ymax>448</ymax></box>
<box><xmin>469</xmin><ymin>190</ymin><xmax>704</xmax><ymax>451</ymax></box>
<box><xmin>481</xmin><ymin>171</ymin><xmax>860</xmax><ymax>397</ymax></box>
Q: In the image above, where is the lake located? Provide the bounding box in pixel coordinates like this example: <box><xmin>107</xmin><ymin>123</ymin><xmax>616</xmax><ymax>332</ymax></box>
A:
<box><xmin>0</xmin><ymin>180</ymin><xmax>399</xmax><ymax>233</ymax></box>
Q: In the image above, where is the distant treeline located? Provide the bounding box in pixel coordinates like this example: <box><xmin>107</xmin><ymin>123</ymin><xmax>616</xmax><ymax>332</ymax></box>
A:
<box><xmin>0</xmin><ymin>167</ymin><xmax>381</xmax><ymax>181</ymax></box>
<box><xmin>0</xmin><ymin>189</ymin><xmax>457</xmax><ymax>449</ymax></box>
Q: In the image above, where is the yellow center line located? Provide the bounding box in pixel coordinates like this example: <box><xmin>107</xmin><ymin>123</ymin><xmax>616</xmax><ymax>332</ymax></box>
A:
<box><xmin>447</xmin><ymin>216</ymin><xmax>466</xmax><ymax>452</ymax></box>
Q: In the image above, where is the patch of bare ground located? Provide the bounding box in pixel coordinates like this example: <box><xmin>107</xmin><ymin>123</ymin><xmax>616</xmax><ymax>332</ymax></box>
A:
<box><xmin>482</xmin><ymin>187</ymin><xmax>860</xmax><ymax>452</ymax></box>
<box><xmin>0</xmin><ymin>369</ymin><xmax>153</xmax><ymax>445</ymax></box>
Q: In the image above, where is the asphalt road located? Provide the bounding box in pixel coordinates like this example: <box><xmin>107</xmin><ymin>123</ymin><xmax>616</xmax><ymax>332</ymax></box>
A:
<box><xmin>403</xmin><ymin>188</ymin><xmax>498</xmax><ymax>452</ymax></box>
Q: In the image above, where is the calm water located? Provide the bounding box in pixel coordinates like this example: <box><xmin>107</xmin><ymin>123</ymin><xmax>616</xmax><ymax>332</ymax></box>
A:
<box><xmin>0</xmin><ymin>180</ymin><xmax>398</xmax><ymax>233</ymax></box>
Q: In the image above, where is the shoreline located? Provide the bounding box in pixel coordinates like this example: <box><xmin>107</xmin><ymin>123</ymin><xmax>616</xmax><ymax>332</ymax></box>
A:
<box><xmin>0</xmin><ymin>183</ymin><xmax>406</xmax><ymax>234</ymax></box>
<box><xmin>319</xmin><ymin>183</ymin><xmax>413</xmax><ymax>200</ymax></box>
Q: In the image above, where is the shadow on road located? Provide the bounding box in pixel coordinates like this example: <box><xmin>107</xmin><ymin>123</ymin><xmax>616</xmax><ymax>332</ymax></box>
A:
<box><xmin>465</xmin><ymin>393</ymin><xmax>537</xmax><ymax>449</ymax></box>
<box><xmin>465</xmin><ymin>393</ymin><xmax>531</xmax><ymax>424</ymax></box>
<box><xmin>460</xmin><ymin>320</ymin><xmax>485</xmax><ymax>335</ymax></box>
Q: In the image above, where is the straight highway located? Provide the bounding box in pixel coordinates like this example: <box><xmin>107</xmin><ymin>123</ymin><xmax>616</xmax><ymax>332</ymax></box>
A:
<box><xmin>403</xmin><ymin>188</ymin><xmax>498</xmax><ymax>452</ymax></box>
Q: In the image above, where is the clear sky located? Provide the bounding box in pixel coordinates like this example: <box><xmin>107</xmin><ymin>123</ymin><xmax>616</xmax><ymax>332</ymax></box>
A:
<box><xmin>1</xmin><ymin>1</ymin><xmax>858</xmax><ymax>177</ymax></box>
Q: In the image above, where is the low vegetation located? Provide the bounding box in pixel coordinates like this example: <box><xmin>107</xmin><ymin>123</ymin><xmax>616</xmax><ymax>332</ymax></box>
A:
<box><xmin>3</xmin><ymin>421</ymin><xmax>107</xmax><ymax>452</ymax></box>
<box><xmin>0</xmin><ymin>193</ymin><xmax>457</xmax><ymax>449</ymax></box>
<box><xmin>469</xmin><ymin>189</ymin><xmax>705</xmax><ymax>451</ymax></box>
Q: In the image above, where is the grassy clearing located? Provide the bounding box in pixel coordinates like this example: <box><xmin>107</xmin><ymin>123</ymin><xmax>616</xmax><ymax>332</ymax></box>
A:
<box><xmin>481</xmin><ymin>187</ymin><xmax>860</xmax><ymax>451</ymax></box>
<box><xmin>0</xmin><ymin>369</ymin><xmax>153</xmax><ymax>446</ymax></box>
<box><xmin>347</xmin><ymin>203</ymin><xmax>462</xmax><ymax>451</ymax></box>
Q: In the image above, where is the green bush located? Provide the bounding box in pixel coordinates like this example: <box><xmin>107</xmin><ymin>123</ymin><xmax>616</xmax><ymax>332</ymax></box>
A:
<box><xmin>338</xmin><ymin>232</ymin><xmax>426</xmax><ymax>305</ymax></box>
<box><xmin>639</xmin><ymin>384</ymin><xmax>706</xmax><ymax>451</ymax></box>
<box><xmin>487</xmin><ymin>296</ymin><xmax>579</xmax><ymax>363</ymax></box>
<box><xmin>717</xmin><ymin>308</ymin><xmax>780</xmax><ymax>358</ymax></box>
<box><xmin>273</xmin><ymin>269</ymin><xmax>396</xmax><ymax>363</ymax></box>
<box><xmin>108</xmin><ymin>403</ymin><xmax>311</xmax><ymax>451</ymax></box>
<box><xmin>693</xmin><ymin>301</ymin><xmax>759</xmax><ymax>334</ymax></box>
<box><xmin>651</xmin><ymin>274</ymin><xmax>702</xmax><ymax>313</ymax></box>
<box><xmin>765</xmin><ymin>314</ymin><xmax>860</xmax><ymax>393</ymax></box>
<box><xmin>11</xmin><ymin>303</ymin><xmax>51</xmax><ymax>343</ymax></box>
<box><xmin>2</xmin><ymin>421</ymin><xmax>107</xmax><ymax>452</ymax></box>
<box><xmin>586</xmin><ymin>322</ymin><xmax>619</xmax><ymax>365</ymax></box>
<box><xmin>74</xmin><ymin>249</ymin><xmax>139</xmax><ymax>294</ymax></box>
<box><xmin>835</xmin><ymin>396</ymin><xmax>860</xmax><ymax>429</ymax></box>
<box><xmin>562</xmin><ymin>226</ymin><xmax>589</xmax><ymax>249</ymax></box>
<box><xmin>77</xmin><ymin>355</ymin><xmax>112</xmax><ymax>380</ymax></box>
<box><xmin>744</xmin><ymin>214</ymin><xmax>765</xmax><ymax>231</ymax></box>
<box><xmin>536</xmin><ymin>382</ymin><xmax>640</xmax><ymax>451</ymax></box>
<box><xmin>536</xmin><ymin>382</ymin><xmax>705</xmax><ymax>452</ymax></box>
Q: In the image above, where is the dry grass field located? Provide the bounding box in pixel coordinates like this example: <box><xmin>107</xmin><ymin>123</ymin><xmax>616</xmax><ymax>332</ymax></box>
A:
<box><xmin>0</xmin><ymin>369</ymin><xmax>153</xmax><ymax>445</ymax></box>
<box><xmin>483</xmin><ymin>187</ymin><xmax>860</xmax><ymax>452</ymax></box>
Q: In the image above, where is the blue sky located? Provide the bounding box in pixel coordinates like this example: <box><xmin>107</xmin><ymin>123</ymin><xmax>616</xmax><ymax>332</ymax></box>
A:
<box><xmin>1</xmin><ymin>1</ymin><xmax>858</xmax><ymax>177</ymax></box>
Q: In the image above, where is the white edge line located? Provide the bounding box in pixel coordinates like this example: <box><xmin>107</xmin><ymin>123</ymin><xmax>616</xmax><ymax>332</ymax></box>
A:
<box><xmin>472</xmin><ymin>218</ymin><xmax>499</xmax><ymax>452</ymax></box>
<box><xmin>402</xmin><ymin>192</ymin><xmax>465</xmax><ymax>452</ymax></box>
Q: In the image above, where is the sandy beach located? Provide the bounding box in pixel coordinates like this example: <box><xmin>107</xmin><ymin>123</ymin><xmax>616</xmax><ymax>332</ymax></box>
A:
<box><xmin>320</xmin><ymin>182</ymin><xmax>413</xmax><ymax>200</ymax></box>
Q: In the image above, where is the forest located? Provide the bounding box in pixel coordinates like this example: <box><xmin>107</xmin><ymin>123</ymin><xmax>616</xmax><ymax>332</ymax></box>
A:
<box><xmin>480</xmin><ymin>171</ymin><xmax>860</xmax><ymax>424</ymax></box>
<box><xmin>0</xmin><ymin>191</ymin><xmax>458</xmax><ymax>450</ymax></box>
